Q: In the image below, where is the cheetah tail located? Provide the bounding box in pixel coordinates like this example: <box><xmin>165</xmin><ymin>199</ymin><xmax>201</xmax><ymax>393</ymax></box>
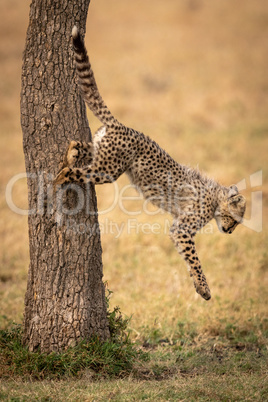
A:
<box><xmin>72</xmin><ymin>26</ymin><xmax>117</xmax><ymax>127</ymax></box>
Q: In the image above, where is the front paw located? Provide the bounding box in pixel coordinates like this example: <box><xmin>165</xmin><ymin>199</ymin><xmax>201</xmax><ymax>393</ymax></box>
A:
<box><xmin>195</xmin><ymin>281</ymin><xmax>211</xmax><ymax>301</ymax></box>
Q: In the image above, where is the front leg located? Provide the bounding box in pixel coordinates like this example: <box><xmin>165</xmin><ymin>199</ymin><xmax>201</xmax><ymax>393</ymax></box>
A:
<box><xmin>54</xmin><ymin>153</ymin><xmax>124</xmax><ymax>187</ymax></box>
<box><xmin>54</xmin><ymin>166</ymin><xmax>112</xmax><ymax>186</ymax></box>
<box><xmin>169</xmin><ymin>219</ymin><xmax>211</xmax><ymax>300</ymax></box>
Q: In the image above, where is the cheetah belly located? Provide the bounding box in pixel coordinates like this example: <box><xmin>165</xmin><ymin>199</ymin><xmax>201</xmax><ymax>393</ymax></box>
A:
<box><xmin>126</xmin><ymin>164</ymin><xmax>190</xmax><ymax>217</ymax></box>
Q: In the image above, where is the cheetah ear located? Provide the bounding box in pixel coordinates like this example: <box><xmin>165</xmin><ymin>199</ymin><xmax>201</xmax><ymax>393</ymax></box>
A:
<box><xmin>228</xmin><ymin>195</ymin><xmax>246</xmax><ymax>222</ymax></box>
<box><xmin>228</xmin><ymin>185</ymin><xmax>239</xmax><ymax>198</ymax></box>
<box><xmin>228</xmin><ymin>194</ymin><xmax>246</xmax><ymax>208</ymax></box>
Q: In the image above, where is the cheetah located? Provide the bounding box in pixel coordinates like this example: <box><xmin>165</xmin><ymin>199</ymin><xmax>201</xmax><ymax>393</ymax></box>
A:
<box><xmin>54</xmin><ymin>26</ymin><xmax>246</xmax><ymax>301</ymax></box>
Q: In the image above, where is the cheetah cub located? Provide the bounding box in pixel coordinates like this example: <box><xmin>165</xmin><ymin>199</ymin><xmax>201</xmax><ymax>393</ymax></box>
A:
<box><xmin>55</xmin><ymin>26</ymin><xmax>246</xmax><ymax>301</ymax></box>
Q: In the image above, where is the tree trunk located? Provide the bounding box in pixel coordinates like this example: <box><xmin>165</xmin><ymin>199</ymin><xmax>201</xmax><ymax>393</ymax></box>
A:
<box><xmin>21</xmin><ymin>0</ymin><xmax>109</xmax><ymax>352</ymax></box>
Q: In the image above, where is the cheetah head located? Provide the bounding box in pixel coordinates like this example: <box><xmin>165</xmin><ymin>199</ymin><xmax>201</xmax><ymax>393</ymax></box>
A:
<box><xmin>214</xmin><ymin>185</ymin><xmax>246</xmax><ymax>234</ymax></box>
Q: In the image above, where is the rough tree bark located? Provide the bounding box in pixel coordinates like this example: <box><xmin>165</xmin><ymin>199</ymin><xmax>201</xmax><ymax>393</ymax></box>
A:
<box><xmin>21</xmin><ymin>0</ymin><xmax>110</xmax><ymax>352</ymax></box>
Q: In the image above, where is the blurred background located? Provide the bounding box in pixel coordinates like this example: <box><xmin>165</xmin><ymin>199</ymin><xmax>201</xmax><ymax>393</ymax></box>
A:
<box><xmin>0</xmin><ymin>0</ymin><xmax>267</xmax><ymax>340</ymax></box>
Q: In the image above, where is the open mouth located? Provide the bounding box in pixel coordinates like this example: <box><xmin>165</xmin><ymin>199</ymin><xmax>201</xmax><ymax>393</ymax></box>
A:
<box><xmin>222</xmin><ymin>221</ymin><xmax>238</xmax><ymax>234</ymax></box>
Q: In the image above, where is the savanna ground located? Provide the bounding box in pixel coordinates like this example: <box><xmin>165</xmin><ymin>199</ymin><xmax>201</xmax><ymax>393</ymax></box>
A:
<box><xmin>0</xmin><ymin>0</ymin><xmax>267</xmax><ymax>400</ymax></box>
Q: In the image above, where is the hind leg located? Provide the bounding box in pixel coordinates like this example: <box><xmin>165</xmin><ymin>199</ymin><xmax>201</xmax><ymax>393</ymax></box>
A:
<box><xmin>62</xmin><ymin>140</ymin><xmax>94</xmax><ymax>169</ymax></box>
<box><xmin>55</xmin><ymin>129</ymin><xmax>127</xmax><ymax>187</ymax></box>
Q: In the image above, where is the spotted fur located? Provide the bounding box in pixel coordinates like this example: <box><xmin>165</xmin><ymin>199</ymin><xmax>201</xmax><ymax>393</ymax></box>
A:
<box><xmin>54</xmin><ymin>26</ymin><xmax>246</xmax><ymax>300</ymax></box>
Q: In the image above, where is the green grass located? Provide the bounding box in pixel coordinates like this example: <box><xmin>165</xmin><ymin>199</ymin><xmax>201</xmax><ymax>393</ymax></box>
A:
<box><xmin>0</xmin><ymin>314</ymin><xmax>267</xmax><ymax>400</ymax></box>
<box><xmin>0</xmin><ymin>325</ymin><xmax>147</xmax><ymax>381</ymax></box>
<box><xmin>0</xmin><ymin>296</ymin><xmax>149</xmax><ymax>381</ymax></box>
<box><xmin>0</xmin><ymin>319</ymin><xmax>267</xmax><ymax>401</ymax></box>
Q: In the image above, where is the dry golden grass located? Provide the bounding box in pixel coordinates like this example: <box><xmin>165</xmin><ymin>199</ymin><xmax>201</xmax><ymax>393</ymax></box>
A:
<box><xmin>0</xmin><ymin>0</ymin><xmax>267</xmax><ymax>399</ymax></box>
<box><xmin>86</xmin><ymin>0</ymin><xmax>268</xmax><ymax>337</ymax></box>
